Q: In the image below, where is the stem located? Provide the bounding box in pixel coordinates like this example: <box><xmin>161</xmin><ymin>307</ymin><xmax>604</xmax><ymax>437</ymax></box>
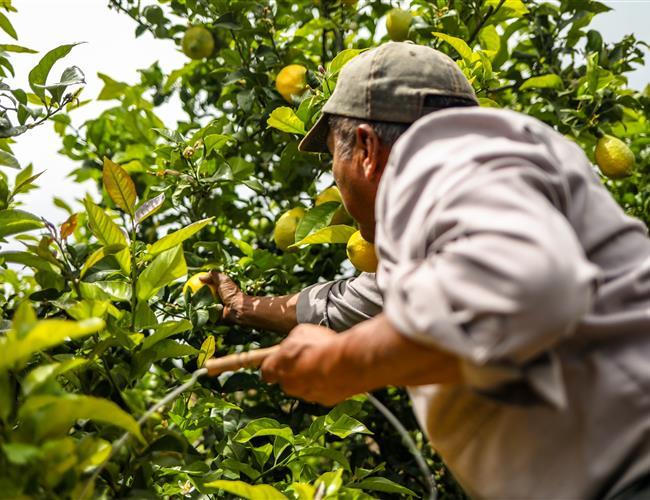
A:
<box><xmin>129</xmin><ymin>221</ymin><xmax>138</xmax><ymax>330</ymax></box>
<box><xmin>467</xmin><ymin>0</ymin><xmax>505</xmax><ymax>46</ymax></box>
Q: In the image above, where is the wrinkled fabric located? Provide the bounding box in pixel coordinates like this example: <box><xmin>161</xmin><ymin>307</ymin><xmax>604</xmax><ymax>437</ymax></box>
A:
<box><xmin>297</xmin><ymin>108</ymin><xmax>650</xmax><ymax>499</ymax></box>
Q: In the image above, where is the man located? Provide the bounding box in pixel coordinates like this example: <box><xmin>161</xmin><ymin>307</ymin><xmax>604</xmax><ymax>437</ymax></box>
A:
<box><xmin>203</xmin><ymin>42</ymin><xmax>650</xmax><ymax>498</ymax></box>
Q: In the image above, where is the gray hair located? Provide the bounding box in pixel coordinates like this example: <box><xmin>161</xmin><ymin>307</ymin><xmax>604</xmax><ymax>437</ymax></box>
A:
<box><xmin>328</xmin><ymin>95</ymin><xmax>478</xmax><ymax>159</ymax></box>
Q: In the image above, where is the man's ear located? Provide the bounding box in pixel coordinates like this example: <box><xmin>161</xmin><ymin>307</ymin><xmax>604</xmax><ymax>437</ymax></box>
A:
<box><xmin>355</xmin><ymin>124</ymin><xmax>382</xmax><ymax>181</ymax></box>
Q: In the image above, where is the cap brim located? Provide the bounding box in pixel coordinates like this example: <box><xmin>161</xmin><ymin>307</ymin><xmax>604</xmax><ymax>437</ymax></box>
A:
<box><xmin>298</xmin><ymin>114</ymin><xmax>330</xmax><ymax>153</ymax></box>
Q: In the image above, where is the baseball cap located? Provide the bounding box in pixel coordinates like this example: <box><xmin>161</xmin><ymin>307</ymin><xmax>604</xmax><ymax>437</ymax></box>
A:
<box><xmin>298</xmin><ymin>41</ymin><xmax>478</xmax><ymax>153</ymax></box>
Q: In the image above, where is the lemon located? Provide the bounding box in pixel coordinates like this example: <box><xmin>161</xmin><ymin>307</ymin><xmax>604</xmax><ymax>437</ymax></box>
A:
<box><xmin>315</xmin><ymin>186</ymin><xmax>352</xmax><ymax>225</ymax></box>
<box><xmin>275</xmin><ymin>65</ymin><xmax>308</xmax><ymax>103</ymax></box>
<box><xmin>182</xmin><ymin>26</ymin><xmax>215</xmax><ymax>60</ymax></box>
<box><xmin>386</xmin><ymin>9</ymin><xmax>412</xmax><ymax>42</ymax></box>
<box><xmin>346</xmin><ymin>230</ymin><xmax>378</xmax><ymax>273</ymax></box>
<box><xmin>274</xmin><ymin>207</ymin><xmax>306</xmax><ymax>251</ymax></box>
<box><xmin>183</xmin><ymin>272</ymin><xmax>218</xmax><ymax>298</ymax></box>
<box><xmin>595</xmin><ymin>135</ymin><xmax>635</xmax><ymax>179</ymax></box>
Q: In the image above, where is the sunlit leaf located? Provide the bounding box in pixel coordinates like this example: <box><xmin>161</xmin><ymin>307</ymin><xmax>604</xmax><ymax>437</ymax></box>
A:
<box><xmin>352</xmin><ymin>477</ymin><xmax>417</xmax><ymax>496</ymax></box>
<box><xmin>103</xmin><ymin>157</ymin><xmax>137</xmax><ymax>216</ymax></box>
<box><xmin>234</xmin><ymin>418</ymin><xmax>294</xmax><ymax>444</ymax></box>
<box><xmin>327</xmin><ymin>48</ymin><xmax>364</xmax><ymax>75</ymax></box>
<box><xmin>141</xmin><ymin>320</ymin><xmax>192</xmax><ymax>350</ymax></box>
<box><xmin>520</xmin><ymin>74</ymin><xmax>563</xmax><ymax>90</ymax></box>
<box><xmin>18</xmin><ymin>394</ymin><xmax>144</xmax><ymax>443</ymax></box>
<box><xmin>203</xmin><ymin>480</ymin><xmax>287</xmax><ymax>500</ymax></box>
<box><xmin>432</xmin><ymin>32</ymin><xmax>473</xmax><ymax>62</ymax></box>
<box><xmin>60</xmin><ymin>213</ymin><xmax>78</xmax><ymax>239</ymax></box>
<box><xmin>290</xmin><ymin>225</ymin><xmax>356</xmax><ymax>248</ymax></box>
<box><xmin>0</xmin><ymin>12</ymin><xmax>17</xmax><ymax>40</ymax></box>
<box><xmin>0</xmin><ymin>149</ymin><xmax>20</xmax><ymax>169</ymax></box>
<box><xmin>136</xmin><ymin>245</ymin><xmax>187</xmax><ymax>301</ymax></box>
<box><xmin>0</xmin><ymin>318</ymin><xmax>104</xmax><ymax>371</ymax></box>
<box><xmin>294</xmin><ymin>202</ymin><xmax>340</xmax><ymax>243</ymax></box>
<box><xmin>0</xmin><ymin>209</ymin><xmax>43</xmax><ymax>239</ymax></box>
<box><xmin>267</xmin><ymin>107</ymin><xmax>306</xmax><ymax>135</ymax></box>
<box><xmin>28</xmin><ymin>43</ymin><xmax>82</xmax><ymax>102</ymax></box>
<box><xmin>197</xmin><ymin>335</ymin><xmax>216</xmax><ymax>368</ymax></box>
<box><xmin>147</xmin><ymin>217</ymin><xmax>213</xmax><ymax>256</ymax></box>
<box><xmin>135</xmin><ymin>193</ymin><xmax>165</xmax><ymax>225</ymax></box>
<box><xmin>84</xmin><ymin>196</ymin><xmax>130</xmax><ymax>274</ymax></box>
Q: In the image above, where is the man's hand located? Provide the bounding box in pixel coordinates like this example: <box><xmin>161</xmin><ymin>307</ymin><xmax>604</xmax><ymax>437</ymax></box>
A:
<box><xmin>261</xmin><ymin>314</ymin><xmax>462</xmax><ymax>406</ymax></box>
<box><xmin>200</xmin><ymin>271</ymin><xmax>299</xmax><ymax>333</ymax></box>
<box><xmin>200</xmin><ymin>271</ymin><xmax>244</xmax><ymax>323</ymax></box>
<box><xmin>260</xmin><ymin>324</ymin><xmax>358</xmax><ymax>406</ymax></box>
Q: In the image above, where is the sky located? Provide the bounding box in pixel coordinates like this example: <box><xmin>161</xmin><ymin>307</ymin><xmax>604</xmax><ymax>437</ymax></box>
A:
<box><xmin>2</xmin><ymin>0</ymin><xmax>649</xmax><ymax>250</ymax></box>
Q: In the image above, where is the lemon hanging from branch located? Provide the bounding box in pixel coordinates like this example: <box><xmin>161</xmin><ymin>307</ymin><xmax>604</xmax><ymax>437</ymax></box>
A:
<box><xmin>182</xmin><ymin>26</ymin><xmax>215</xmax><ymax>60</ymax></box>
<box><xmin>386</xmin><ymin>9</ymin><xmax>412</xmax><ymax>42</ymax></box>
<box><xmin>275</xmin><ymin>64</ymin><xmax>308</xmax><ymax>103</ymax></box>
<box><xmin>595</xmin><ymin>134</ymin><xmax>635</xmax><ymax>179</ymax></box>
<box><xmin>274</xmin><ymin>207</ymin><xmax>306</xmax><ymax>251</ymax></box>
<box><xmin>347</xmin><ymin>230</ymin><xmax>378</xmax><ymax>273</ymax></box>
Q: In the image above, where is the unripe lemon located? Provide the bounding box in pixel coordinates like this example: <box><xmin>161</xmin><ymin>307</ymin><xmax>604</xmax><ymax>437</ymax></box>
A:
<box><xmin>315</xmin><ymin>186</ymin><xmax>352</xmax><ymax>225</ymax></box>
<box><xmin>595</xmin><ymin>135</ymin><xmax>635</xmax><ymax>179</ymax></box>
<box><xmin>386</xmin><ymin>9</ymin><xmax>412</xmax><ymax>42</ymax></box>
<box><xmin>182</xmin><ymin>26</ymin><xmax>215</xmax><ymax>60</ymax></box>
<box><xmin>346</xmin><ymin>230</ymin><xmax>378</xmax><ymax>273</ymax></box>
<box><xmin>274</xmin><ymin>207</ymin><xmax>305</xmax><ymax>251</ymax></box>
<box><xmin>183</xmin><ymin>272</ymin><xmax>218</xmax><ymax>298</ymax></box>
<box><xmin>275</xmin><ymin>65</ymin><xmax>308</xmax><ymax>103</ymax></box>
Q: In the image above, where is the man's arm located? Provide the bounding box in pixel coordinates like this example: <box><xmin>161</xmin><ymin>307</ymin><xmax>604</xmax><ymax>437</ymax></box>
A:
<box><xmin>260</xmin><ymin>313</ymin><xmax>461</xmax><ymax>407</ymax></box>
<box><xmin>201</xmin><ymin>271</ymin><xmax>298</xmax><ymax>334</ymax></box>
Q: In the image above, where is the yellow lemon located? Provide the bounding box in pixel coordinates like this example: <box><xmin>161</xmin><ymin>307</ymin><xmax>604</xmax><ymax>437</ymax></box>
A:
<box><xmin>183</xmin><ymin>272</ymin><xmax>218</xmax><ymax>298</ymax></box>
<box><xmin>273</xmin><ymin>207</ymin><xmax>305</xmax><ymax>251</ymax></box>
<box><xmin>346</xmin><ymin>230</ymin><xmax>378</xmax><ymax>273</ymax></box>
<box><xmin>275</xmin><ymin>65</ymin><xmax>308</xmax><ymax>103</ymax></box>
<box><xmin>595</xmin><ymin>135</ymin><xmax>635</xmax><ymax>179</ymax></box>
<box><xmin>386</xmin><ymin>9</ymin><xmax>412</xmax><ymax>42</ymax></box>
<box><xmin>315</xmin><ymin>186</ymin><xmax>352</xmax><ymax>225</ymax></box>
<box><xmin>182</xmin><ymin>26</ymin><xmax>215</xmax><ymax>60</ymax></box>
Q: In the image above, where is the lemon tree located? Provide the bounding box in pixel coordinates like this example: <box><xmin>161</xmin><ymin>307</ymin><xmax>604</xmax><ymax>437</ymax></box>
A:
<box><xmin>1</xmin><ymin>0</ymin><xmax>649</xmax><ymax>498</ymax></box>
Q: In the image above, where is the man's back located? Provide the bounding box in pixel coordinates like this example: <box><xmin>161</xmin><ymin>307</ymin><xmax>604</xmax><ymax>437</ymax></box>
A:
<box><xmin>375</xmin><ymin>107</ymin><xmax>650</xmax><ymax>498</ymax></box>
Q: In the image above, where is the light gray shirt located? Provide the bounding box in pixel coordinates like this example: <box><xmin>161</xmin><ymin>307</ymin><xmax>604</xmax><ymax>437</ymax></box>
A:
<box><xmin>297</xmin><ymin>108</ymin><xmax>650</xmax><ymax>499</ymax></box>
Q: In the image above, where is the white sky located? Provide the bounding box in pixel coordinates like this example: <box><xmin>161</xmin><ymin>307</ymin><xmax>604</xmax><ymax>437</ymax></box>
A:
<box><xmin>2</xmin><ymin>0</ymin><xmax>649</xmax><ymax>251</ymax></box>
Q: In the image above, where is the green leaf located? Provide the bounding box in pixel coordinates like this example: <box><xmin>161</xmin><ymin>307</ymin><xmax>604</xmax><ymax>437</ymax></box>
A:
<box><xmin>135</xmin><ymin>193</ymin><xmax>165</xmax><ymax>225</ymax></box>
<box><xmin>298</xmin><ymin>446</ymin><xmax>351</xmax><ymax>471</ymax></box>
<box><xmin>84</xmin><ymin>196</ymin><xmax>130</xmax><ymax>274</ymax></box>
<box><xmin>22</xmin><ymin>358</ymin><xmax>88</xmax><ymax>396</ymax></box>
<box><xmin>28</xmin><ymin>43</ymin><xmax>81</xmax><ymax>101</ymax></box>
<box><xmin>520</xmin><ymin>74</ymin><xmax>563</xmax><ymax>90</ymax></box>
<box><xmin>0</xmin><ymin>318</ymin><xmax>104</xmax><ymax>371</ymax></box>
<box><xmin>147</xmin><ymin>217</ymin><xmax>213</xmax><ymax>256</ymax></box>
<box><xmin>327</xmin><ymin>414</ymin><xmax>372</xmax><ymax>439</ymax></box>
<box><xmin>0</xmin><ymin>149</ymin><xmax>20</xmax><ymax>168</ymax></box>
<box><xmin>136</xmin><ymin>245</ymin><xmax>187</xmax><ymax>301</ymax></box>
<box><xmin>294</xmin><ymin>202</ymin><xmax>340</xmax><ymax>243</ymax></box>
<box><xmin>290</xmin><ymin>224</ymin><xmax>356</xmax><ymax>248</ymax></box>
<box><xmin>1</xmin><ymin>443</ymin><xmax>41</xmax><ymax>465</ymax></box>
<box><xmin>0</xmin><ymin>12</ymin><xmax>17</xmax><ymax>40</ymax></box>
<box><xmin>203</xmin><ymin>480</ymin><xmax>287</xmax><ymax>500</ymax></box>
<box><xmin>141</xmin><ymin>320</ymin><xmax>192</xmax><ymax>350</ymax></box>
<box><xmin>327</xmin><ymin>48</ymin><xmax>364</xmax><ymax>75</ymax></box>
<box><xmin>18</xmin><ymin>394</ymin><xmax>144</xmax><ymax>443</ymax></box>
<box><xmin>204</xmin><ymin>134</ymin><xmax>232</xmax><ymax>154</ymax></box>
<box><xmin>267</xmin><ymin>107</ymin><xmax>306</xmax><ymax>135</ymax></box>
<box><xmin>314</xmin><ymin>470</ymin><xmax>343</xmax><ymax>497</ymax></box>
<box><xmin>432</xmin><ymin>32</ymin><xmax>473</xmax><ymax>62</ymax></box>
<box><xmin>0</xmin><ymin>209</ymin><xmax>43</xmax><ymax>239</ymax></box>
<box><xmin>0</xmin><ymin>251</ymin><xmax>58</xmax><ymax>273</ymax></box>
<box><xmin>234</xmin><ymin>418</ymin><xmax>294</xmax><ymax>444</ymax></box>
<box><xmin>352</xmin><ymin>477</ymin><xmax>417</xmax><ymax>497</ymax></box>
<box><xmin>197</xmin><ymin>335</ymin><xmax>216</xmax><ymax>368</ymax></box>
<box><xmin>103</xmin><ymin>157</ymin><xmax>137</xmax><ymax>216</ymax></box>
<box><xmin>0</xmin><ymin>44</ymin><xmax>37</xmax><ymax>54</ymax></box>
<box><xmin>80</xmin><ymin>246</ymin><xmax>115</xmax><ymax>278</ymax></box>
<box><xmin>287</xmin><ymin>483</ymin><xmax>316</xmax><ymax>500</ymax></box>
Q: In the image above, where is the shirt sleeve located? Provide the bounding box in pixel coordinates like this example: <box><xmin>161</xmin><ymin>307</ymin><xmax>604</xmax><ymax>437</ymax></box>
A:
<box><xmin>296</xmin><ymin>272</ymin><xmax>383</xmax><ymax>332</ymax></box>
<box><xmin>377</xmin><ymin>156</ymin><xmax>599</xmax><ymax>407</ymax></box>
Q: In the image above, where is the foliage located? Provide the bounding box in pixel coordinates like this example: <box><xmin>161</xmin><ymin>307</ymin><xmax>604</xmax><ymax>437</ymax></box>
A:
<box><xmin>1</xmin><ymin>0</ymin><xmax>649</xmax><ymax>498</ymax></box>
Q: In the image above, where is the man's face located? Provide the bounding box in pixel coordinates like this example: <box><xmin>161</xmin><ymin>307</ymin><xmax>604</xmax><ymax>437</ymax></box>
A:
<box><xmin>326</xmin><ymin>125</ymin><xmax>391</xmax><ymax>243</ymax></box>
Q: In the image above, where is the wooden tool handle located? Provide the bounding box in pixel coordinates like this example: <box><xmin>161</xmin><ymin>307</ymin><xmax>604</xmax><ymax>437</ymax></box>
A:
<box><xmin>204</xmin><ymin>346</ymin><xmax>280</xmax><ymax>377</ymax></box>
